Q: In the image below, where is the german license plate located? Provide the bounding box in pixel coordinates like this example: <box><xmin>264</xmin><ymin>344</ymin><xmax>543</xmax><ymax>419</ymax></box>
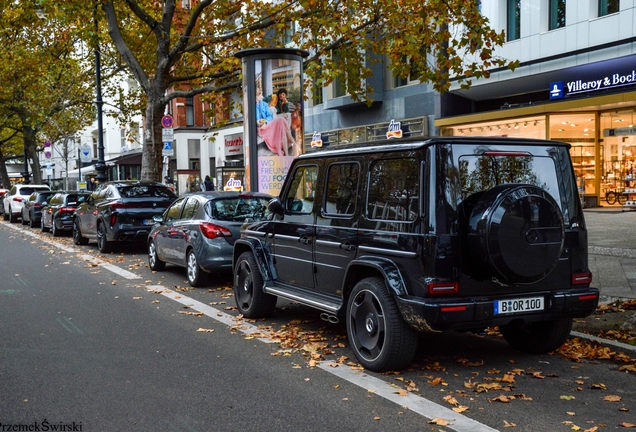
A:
<box><xmin>494</xmin><ymin>297</ymin><xmax>544</xmax><ymax>315</ymax></box>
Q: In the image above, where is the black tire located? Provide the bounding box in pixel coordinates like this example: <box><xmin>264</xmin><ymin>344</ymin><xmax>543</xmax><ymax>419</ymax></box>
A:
<box><xmin>2</xmin><ymin>208</ymin><xmax>8</xmax><ymax>221</ymax></box>
<box><xmin>233</xmin><ymin>251</ymin><xmax>277</xmax><ymax>318</ymax></box>
<box><xmin>606</xmin><ymin>191</ymin><xmax>616</xmax><ymax>205</ymax></box>
<box><xmin>147</xmin><ymin>239</ymin><xmax>166</xmax><ymax>271</ymax></box>
<box><xmin>9</xmin><ymin>206</ymin><xmax>17</xmax><ymax>223</ymax></box>
<box><xmin>500</xmin><ymin>317</ymin><xmax>573</xmax><ymax>353</ymax></box>
<box><xmin>97</xmin><ymin>223</ymin><xmax>112</xmax><ymax>253</ymax></box>
<box><xmin>51</xmin><ymin>219</ymin><xmax>60</xmax><ymax>237</ymax></box>
<box><xmin>73</xmin><ymin>219</ymin><xmax>89</xmax><ymax>245</ymax></box>
<box><xmin>21</xmin><ymin>211</ymin><xmax>28</xmax><ymax>225</ymax></box>
<box><xmin>346</xmin><ymin>277</ymin><xmax>418</xmax><ymax>372</ymax></box>
<box><xmin>186</xmin><ymin>249</ymin><xmax>208</xmax><ymax>287</ymax></box>
<box><xmin>29</xmin><ymin>214</ymin><xmax>37</xmax><ymax>228</ymax></box>
<box><xmin>618</xmin><ymin>193</ymin><xmax>628</xmax><ymax>205</ymax></box>
<box><xmin>41</xmin><ymin>216</ymin><xmax>49</xmax><ymax>232</ymax></box>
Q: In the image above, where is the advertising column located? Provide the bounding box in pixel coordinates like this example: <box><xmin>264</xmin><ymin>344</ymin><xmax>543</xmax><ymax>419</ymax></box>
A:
<box><xmin>235</xmin><ymin>48</ymin><xmax>309</xmax><ymax>194</ymax></box>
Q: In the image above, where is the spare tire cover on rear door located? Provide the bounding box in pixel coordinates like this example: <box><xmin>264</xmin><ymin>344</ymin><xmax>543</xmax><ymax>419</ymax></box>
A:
<box><xmin>467</xmin><ymin>184</ymin><xmax>564</xmax><ymax>284</ymax></box>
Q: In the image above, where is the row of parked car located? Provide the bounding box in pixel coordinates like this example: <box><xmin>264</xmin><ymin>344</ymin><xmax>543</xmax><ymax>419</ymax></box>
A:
<box><xmin>0</xmin><ymin>180</ymin><xmax>273</xmax><ymax>288</ymax></box>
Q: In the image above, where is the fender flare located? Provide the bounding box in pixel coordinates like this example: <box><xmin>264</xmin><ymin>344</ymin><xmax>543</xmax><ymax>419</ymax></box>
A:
<box><xmin>344</xmin><ymin>256</ymin><xmax>408</xmax><ymax>298</ymax></box>
<box><xmin>233</xmin><ymin>238</ymin><xmax>276</xmax><ymax>282</ymax></box>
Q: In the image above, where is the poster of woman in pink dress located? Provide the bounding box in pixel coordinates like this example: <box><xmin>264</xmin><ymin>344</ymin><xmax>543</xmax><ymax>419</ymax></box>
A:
<box><xmin>255</xmin><ymin>89</ymin><xmax>295</xmax><ymax>156</ymax></box>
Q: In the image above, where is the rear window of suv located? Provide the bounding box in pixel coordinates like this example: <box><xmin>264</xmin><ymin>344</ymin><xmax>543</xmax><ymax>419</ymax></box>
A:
<box><xmin>19</xmin><ymin>187</ymin><xmax>48</xmax><ymax>196</ymax></box>
<box><xmin>456</xmin><ymin>152</ymin><xmax>562</xmax><ymax>208</ymax></box>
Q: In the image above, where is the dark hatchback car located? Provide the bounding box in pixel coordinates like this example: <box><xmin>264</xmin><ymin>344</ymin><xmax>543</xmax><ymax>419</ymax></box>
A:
<box><xmin>22</xmin><ymin>190</ymin><xmax>58</xmax><ymax>228</ymax></box>
<box><xmin>233</xmin><ymin>137</ymin><xmax>599</xmax><ymax>372</ymax></box>
<box><xmin>148</xmin><ymin>191</ymin><xmax>272</xmax><ymax>287</ymax></box>
<box><xmin>73</xmin><ymin>180</ymin><xmax>177</xmax><ymax>253</ymax></box>
<box><xmin>41</xmin><ymin>192</ymin><xmax>90</xmax><ymax>236</ymax></box>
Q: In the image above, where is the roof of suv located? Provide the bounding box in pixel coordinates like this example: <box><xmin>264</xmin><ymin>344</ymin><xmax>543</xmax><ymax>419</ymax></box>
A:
<box><xmin>299</xmin><ymin>136</ymin><xmax>572</xmax><ymax>160</ymax></box>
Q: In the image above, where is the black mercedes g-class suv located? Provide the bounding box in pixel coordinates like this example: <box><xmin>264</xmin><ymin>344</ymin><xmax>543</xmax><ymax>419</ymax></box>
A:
<box><xmin>232</xmin><ymin>137</ymin><xmax>598</xmax><ymax>372</ymax></box>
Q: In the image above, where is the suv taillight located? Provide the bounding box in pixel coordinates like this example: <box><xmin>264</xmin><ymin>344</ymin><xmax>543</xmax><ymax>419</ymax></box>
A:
<box><xmin>34</xmin><ymin>203</ymin><xmax>43</xmax><ymax>209</ymax></box>
<box><xmin>572</xmin><ymin>272</ymin><xmax>592</xmax><ymax>285</ymax></box>
<box><xmin>426</xmin><ymin>281</ymin><xmax>459</xmax><ymax>295</ymax></box>
<box><xmin>200</xmin><ymin>222</ymin><xmax>232</xmax><ymax>239</ymax></box>
<box><xmin>12</xmin><ymin>197</ymin><xmax>24</xmax><ymax>202</ymax></box>
<box><xmin>59</xmin><ymin>207</ymin><xmax>75</xmax><ymax>215</ymax></box>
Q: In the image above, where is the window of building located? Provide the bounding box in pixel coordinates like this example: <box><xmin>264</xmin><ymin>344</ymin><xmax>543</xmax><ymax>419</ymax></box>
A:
<box><xmin>549</xmin><ymin>0</ymin><xmax>565</xmax><ymax>30</ymax></box>
<box><xmin>120</xmin><ymin>129</ymin><xmax>126</xmax><ymax>149</ymax></box>
<box><xmin>186</xmin><ymin>96</ymin><xmax>194</xmax><ymax>126</ymax></box>
<box><xmin>507</xmin><ymin>0</ymin><xmax>521</xmax><ymax>41</ymax></box>
<box><xmin>393</xmin><ymin>56</ymin><xmax>422</xmax><ymax>88</ymax></box>
<box><xmin>333</xmin><ymin>50</ymin><xmax>347</xmax><ymax>98</ymax></box>
<box><xmin>599</xmin><ymin>0</ymin><xmax>619</xmax><ymax>16</ymax></box>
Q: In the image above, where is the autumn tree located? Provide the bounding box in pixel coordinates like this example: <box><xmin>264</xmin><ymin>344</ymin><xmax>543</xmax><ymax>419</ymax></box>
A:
<box><xmin>63</xmin><ymin>0</ymin><xmax>516</xmax><ymax>182</ymax></box>
<box><xmin>0</xmin><ymin>1</ymin><xmax>96</xmax><ymax>185</ymax></box>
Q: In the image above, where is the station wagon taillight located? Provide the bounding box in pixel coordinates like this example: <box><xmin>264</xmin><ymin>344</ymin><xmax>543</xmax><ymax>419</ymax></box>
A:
<box><xmin>12</xmin><ymin>197</ymin><xmax>24</xmax><ymax>202</ymax></box>
<box><xmin>59</xmin><ymin>207</ymin><xmax>75</xmax><ymax>215</ymax></box>
<box><xmin>200</xmin><ymin>222</ymin><xmax>232</xmax><ymax>239</ymax></box>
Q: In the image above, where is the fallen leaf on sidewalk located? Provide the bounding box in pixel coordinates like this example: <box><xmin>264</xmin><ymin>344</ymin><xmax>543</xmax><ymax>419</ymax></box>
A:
<box><xmin>428</xmin><ymin>418</ymin><xmax>451</xmax><ymax>426</ymax></box>
<box><xmin>603</xmin><ymin>395</ymin><xmax>621</xmax><ymax>402</ymax></box>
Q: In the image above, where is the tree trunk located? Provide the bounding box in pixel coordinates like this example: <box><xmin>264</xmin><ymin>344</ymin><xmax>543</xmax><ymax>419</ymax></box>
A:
<box><xmin>23</xmin><ymin>125</ymin><xmax>42</xmax><ymax>184</ymax></box>
<box><xmin>0</xmin><ymin>148</ymin><xmax>10</xmax><ymax>189</ymax></box>
<box><xmin>141</xmin><ymin>99</ymin><xmax>165</xmax><ymax>182</ymax></box>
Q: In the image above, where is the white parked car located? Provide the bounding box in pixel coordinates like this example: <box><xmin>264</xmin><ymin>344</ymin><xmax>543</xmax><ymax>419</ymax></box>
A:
<box><xmin>2</xmin><ymin>184</ymin><xmax>51</xmax><ymax>223</ymax></box>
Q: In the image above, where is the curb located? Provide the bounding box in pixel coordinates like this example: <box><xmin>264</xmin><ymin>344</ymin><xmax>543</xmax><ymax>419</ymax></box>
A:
<box><xmin>570</xmin><ymin>331</ymin><xmax>636</xmax><ymax>354</ymax></box>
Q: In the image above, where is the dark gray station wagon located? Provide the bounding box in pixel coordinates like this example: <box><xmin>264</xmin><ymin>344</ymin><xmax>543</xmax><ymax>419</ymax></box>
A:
<box><xmin>232</xmin><ymin>137</ymin><xmax>599</xmax><ymax>371</ymax></box>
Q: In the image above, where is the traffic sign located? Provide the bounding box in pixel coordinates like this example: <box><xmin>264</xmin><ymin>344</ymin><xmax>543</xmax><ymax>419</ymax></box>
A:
<box><xmin>162</xmin><ymin>128</ymin><xmax>174</xmax><ymax>141</ymax></box>
<box><xmin>80</xmin><ymin>144</ymin><xmax>92</xmax><ymax>163</ymax></box>
<box><xmin>162</xmin><ymin>115</ymin><xmax>173</xmax><ymax>128</ymax></box>
<box><xmin>44</xmin><ymin>151</ymin><xmax>52</xmax><ymax>159</ymax></box>
<box><xmin>44</xmin><ymin>140</ymin><xmax>51</xmax><ymax>148</ymax></box>
<box><xmin>162</xmin><ymin>141</ymin><xmax>174</xmax><ymax>157</ymax></box>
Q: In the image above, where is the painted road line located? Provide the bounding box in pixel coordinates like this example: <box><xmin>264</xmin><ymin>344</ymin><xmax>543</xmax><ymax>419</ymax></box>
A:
<box><xmin>149</xmin><ymin>285</ymin><xmax>273</xmax><ymax>343</ymax></box>
<box><xmin>4</xmin><ymin>223</ymin><xmax>141</xmax><ymax>280</ymax></box>
<box><xmin>319</xmin><ymin>360</ymin><xmax>498</xmax><ymax>432</ymax></box>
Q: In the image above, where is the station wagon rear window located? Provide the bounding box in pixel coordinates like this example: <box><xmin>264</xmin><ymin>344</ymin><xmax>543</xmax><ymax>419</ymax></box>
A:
<box><xmin>118</xmin><ymin>185</ymin><xmax>176</xmax><ymax>198</ymax></box>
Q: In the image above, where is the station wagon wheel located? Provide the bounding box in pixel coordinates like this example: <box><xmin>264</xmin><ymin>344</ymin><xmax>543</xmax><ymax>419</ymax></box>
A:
<box><xmin>186</xmin><ymin>249</ymin><xmax>208</xmax><ymax>287</ymax></box>
<box><xmin>233</xmin><ymin>251</ymin><xmax>276</xmax><ymax>318</ymax></box>
<box><xmin>73</xmin><ymin>219</ymin><xmax>89</xmax><ymax>245</ymax></box>
<box><xmin>147</xmin><ymin>239</ymin><xmax>165</xmax><ymax>271</ymax></box>
<box><xmin>29</xmin><ymin>213</ymin><xmax>37</xmax><ymax>228</ymax></box>
<box><xmin>97</xmin><ymin>223</ymin><xmax>112</xmax><ymax>253</ymax></box>
<box><xmin>346</xmin><ymin>277</ymin><xmax>418</xmax><ymax>372</ymax></box>
<box><xmin>51</xmin><ymin>219</ymin><xmax>59</xmax><ymax>237</ymax></box>
<box><xmin>41</xmin><ymin>215</ymin><xmax>49</xmax><ymax>232</ymax></box>
<box><xmin>500</xmin><ymin>317</ymin><xmax>573</xmax><ymax>354</ymax></box>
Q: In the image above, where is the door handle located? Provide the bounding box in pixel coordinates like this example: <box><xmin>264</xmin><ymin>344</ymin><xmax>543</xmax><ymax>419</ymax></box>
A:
<box><xmin>339</xmin><ymin>242</ymin><xmax>356</xmax><ymax>252</ymax></box>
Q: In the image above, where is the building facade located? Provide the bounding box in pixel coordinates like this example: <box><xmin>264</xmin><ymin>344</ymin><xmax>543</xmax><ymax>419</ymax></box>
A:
<box><xmin>436</xmin><ymin>0</ymin><xmax>636</xmax><ymax>208</ymax></box>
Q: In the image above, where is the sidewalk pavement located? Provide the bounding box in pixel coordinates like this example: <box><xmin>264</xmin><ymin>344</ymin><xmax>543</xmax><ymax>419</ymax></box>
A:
<box><xmin>583</xmin><ymin>204</ymin><xmax>636</xmax><ymax>301</ymax></box>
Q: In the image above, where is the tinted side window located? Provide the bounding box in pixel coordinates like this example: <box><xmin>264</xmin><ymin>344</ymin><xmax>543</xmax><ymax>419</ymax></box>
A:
<box><xmin>284</xmin><ymin>165</ymin><xmax>318</xmax><ymax>214</ymax></box>
<box><xmin>367</xmin><ymin>158</ymin><xmax>419</xmax><ymax>221</ymax></box>
<box><xmin>165</xmin><ymin>198</ymin><xmax>186</xmax><ymax>222</ymax></box>
<box><xmin>324</xmin><ymin>162</ymin><xmax>359</xmax><ymax>216</ymax></box>
<box><xmin>181</xmin><ymin>198</ymin><xmax>199</xmax><ymax>220</ymax></box>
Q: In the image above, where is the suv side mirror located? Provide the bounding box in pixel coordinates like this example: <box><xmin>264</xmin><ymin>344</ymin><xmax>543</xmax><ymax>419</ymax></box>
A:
<box><xmin>268</xmin><ymin>198</ymin><xmax>283</xmax><ymax>215</ymax></box>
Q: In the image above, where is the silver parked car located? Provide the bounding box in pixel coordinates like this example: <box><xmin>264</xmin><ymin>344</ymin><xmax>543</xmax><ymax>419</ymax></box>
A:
<box><xmin>147</xmin><ymin>191</ymin><xmax>272</xmax><ymax>287</ymax></box>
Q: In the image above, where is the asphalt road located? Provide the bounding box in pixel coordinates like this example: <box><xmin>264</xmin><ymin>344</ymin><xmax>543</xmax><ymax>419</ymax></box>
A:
<box><xmin>0</xmin><ymin>220</ymin><xmax>634</xmax><ymax>431</ymax></box>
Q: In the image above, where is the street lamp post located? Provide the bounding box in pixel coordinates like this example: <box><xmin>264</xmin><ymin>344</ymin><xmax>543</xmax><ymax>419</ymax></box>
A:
<box><xmin>94</xmin><ymin>8</ymin><xmax>106</xmax><ymax>184</ymax></box>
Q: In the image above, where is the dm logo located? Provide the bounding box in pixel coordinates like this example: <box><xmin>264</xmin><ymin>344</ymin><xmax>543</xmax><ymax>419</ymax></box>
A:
<box><xmin>549</xmin><ymin>81</ymin><xmax>564</xmax><ymax>100</ymax></box>
<box><xmin>386</xmin><ymin>120</ymin><xmax>403</xmax><ymax>139</ymax></box>
<box><xmin>310</xmin><ymin>131</ymin><xmax>323</xmax><ymax>148</ymax></box>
